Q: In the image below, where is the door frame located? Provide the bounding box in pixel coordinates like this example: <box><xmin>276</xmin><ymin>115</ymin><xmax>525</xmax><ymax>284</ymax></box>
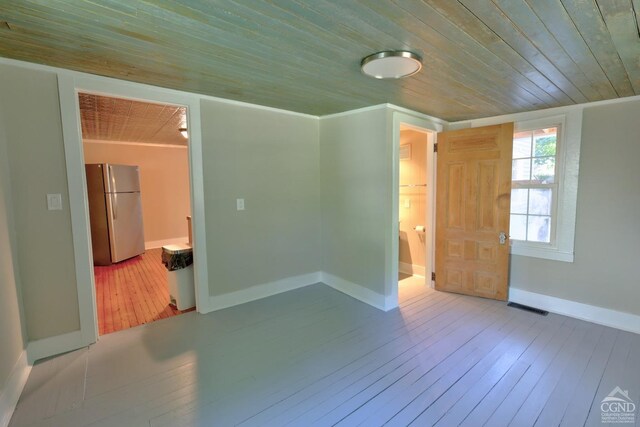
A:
<box><xmin>389</xmin><ymin>111</ymin><xmax>442</xmax><ymax>308</ymax></box>
<box><xmin>58</xmin><ymin>74</ymin><xmax>209</xmax><ymax>346</ymax></box>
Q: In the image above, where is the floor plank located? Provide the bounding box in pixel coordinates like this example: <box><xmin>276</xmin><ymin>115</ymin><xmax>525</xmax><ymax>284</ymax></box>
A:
<box><xmin>9</xmin><ymin>276</ymin><xmax>640</xmax><ymax>427</ymax></box>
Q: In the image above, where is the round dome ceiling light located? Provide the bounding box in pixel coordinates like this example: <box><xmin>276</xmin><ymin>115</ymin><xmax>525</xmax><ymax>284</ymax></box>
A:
<box><xmin>361</xmin><ymin>51</ymin><xmax>423</xmax><ymax>79</ymax></box>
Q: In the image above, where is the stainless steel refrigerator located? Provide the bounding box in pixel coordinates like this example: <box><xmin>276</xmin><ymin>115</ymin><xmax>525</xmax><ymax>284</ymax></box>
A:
<box><xmin>85</xmin><ymin>164</ymin><xmax>145</xmax><ymax>265</ymax></box>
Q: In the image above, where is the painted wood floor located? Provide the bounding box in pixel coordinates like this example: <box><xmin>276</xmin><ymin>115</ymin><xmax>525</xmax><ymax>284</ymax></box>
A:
<box><xmin>9</xmin><ymin>277</ymin><xmax>640</xmax><ymax>427</ymax></box>
<box><xmin>94</xmin><ymin>248</ymin><xmax>194</xmax><ymax>335</ymax></box>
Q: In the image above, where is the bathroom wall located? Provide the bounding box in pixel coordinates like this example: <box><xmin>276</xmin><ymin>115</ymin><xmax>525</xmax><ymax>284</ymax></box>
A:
<box><xmin>83</xmin><ymin>141</ymin><xmax>191</xmax><ymax>247</ymax></box>
<box><xmin>398</xmin><ymin>129</ymin><xmax>428</xmax><ymax>275</ymax></box>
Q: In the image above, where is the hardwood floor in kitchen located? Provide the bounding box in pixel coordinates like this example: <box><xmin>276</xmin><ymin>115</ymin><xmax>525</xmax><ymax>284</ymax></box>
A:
<box><xmin>94</xmin><ymin>248</ymin><xmax>194</xmax><ymax>335</ymax></box>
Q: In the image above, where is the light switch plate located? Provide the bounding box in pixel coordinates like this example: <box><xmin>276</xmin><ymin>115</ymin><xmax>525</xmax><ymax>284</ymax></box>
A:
<box><xmin>404</xmin><ymin>198</ymin><xmax>411</xmax><ymax>208</ymax></box>
<box><xmin>47</xmin><ymin>193</ymin><xmax>62</xmax><ymax>211</ymax></box>
<box><xmin>236</xmin><ymin>198</ymin><xmax>245</xmax><ymax>211</ymax></box>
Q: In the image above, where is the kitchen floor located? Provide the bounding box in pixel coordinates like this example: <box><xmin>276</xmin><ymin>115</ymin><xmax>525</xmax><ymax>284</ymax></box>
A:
<box><xmin>94</xmin><ymin>248</ymin><xmax>194</xmax><ymax>335</ymax></box>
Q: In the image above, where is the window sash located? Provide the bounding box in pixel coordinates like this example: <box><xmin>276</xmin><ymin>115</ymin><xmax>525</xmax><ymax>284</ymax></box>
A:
<box><xmin>510</xmin><ymin>182</ymin><xmax>558</xmax><ymax>244</ymax></box>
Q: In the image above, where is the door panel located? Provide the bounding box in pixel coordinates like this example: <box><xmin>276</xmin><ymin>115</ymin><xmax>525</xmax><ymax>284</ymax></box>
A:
<box><xmin>435</xmin><ymin>123</ymin><xmax>513</xmax><ymax>301</ymax></box>
<box><xmin>104</xmin><ymin>164</ymin><xmax>141</xmax><ymax>193</ymax></box>
<box><xmin>106</xmin><ymin>192</ymin><xmax>145</xmax><ymax>262</ymax></box>
<box><xmin>85</xmin><ymin>164</ymin><xmax>112</xmax><ymax>265</ymax></box>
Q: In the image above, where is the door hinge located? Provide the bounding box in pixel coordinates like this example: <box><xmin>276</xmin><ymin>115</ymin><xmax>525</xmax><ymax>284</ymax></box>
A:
<box><xmin>431</xmin><ymin>272</ymin><xmax>436</xmax><ymax>281</ymax></box>
<box><xmin>433</xmin><ymin>143</ymin><xmax>438</xmax><ymax>153</ymax></box>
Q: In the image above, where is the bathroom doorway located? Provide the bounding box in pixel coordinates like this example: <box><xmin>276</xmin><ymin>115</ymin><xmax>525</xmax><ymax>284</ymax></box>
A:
<box><xmin>79</xmin><ymin>93</ymin><xmax>195</xmax><ymax>335</ymax></box>
<box><xmin>396</xmin><ymin>122</ymin><xmax>436</xmax><ymax>301</ymax></box>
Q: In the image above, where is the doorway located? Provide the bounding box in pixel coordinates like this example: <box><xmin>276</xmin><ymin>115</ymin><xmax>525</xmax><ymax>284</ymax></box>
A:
<box><xmin>389</xmin><ymin>112</ymin><xmax>441</xmax><ymax>309</ymax></box>
<box><xmin>397</xmin><ymin>124</ymin><xmax>435</xmax><ymax>300</ymax></box>
<box><xmin>79</xmin><ymin>93</ymin><xmax>195</xmax><ymax>335</ymax></box>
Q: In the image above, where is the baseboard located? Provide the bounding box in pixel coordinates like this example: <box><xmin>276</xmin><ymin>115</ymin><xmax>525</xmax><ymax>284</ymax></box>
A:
<box><xmin>320</xmin><ymin>272</ymin><xmax>394</xmax><ymax>311</ymax></box>
<box><xmin>509</xmin><ymin>288</ymin><xmax>640</xmax><ymax>335</ymax></box>
<box><xmin>0</xmin><ymin>350</ymin><xmax>31</xmax><ymax>427</ymax></box>
<box><xmin>145</xmin><ymin>237</ymin><xmax>189</xmax><ymax>250</ymax></box>
<box><xmin>398</xmin><ymin>262</ymin><xmax>426</xmax><ymax>277</ymax></box>
<box><xmin>26</xmin><ymin>330</ymin><xmax>85</xmax><ymax>364</ymax></box>
<box><xmin>208</xmin><ymin>271</ymin><xmax>322</xmax><ymax>312</ymax></box>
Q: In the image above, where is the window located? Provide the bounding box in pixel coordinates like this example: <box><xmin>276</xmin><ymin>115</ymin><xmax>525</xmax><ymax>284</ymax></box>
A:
<box><xmin>508</xmin><ymin>112</ymin><xmax>581</xmax><ymax>263</ymax></box>
<box><xmin>461</xmin><ymin>110</ymin><xmax>581</xmax><ymax>262</ymax></box>
<box><xmin>510</xmin><ymin>127</ymin><xmax>558</xmax><ymax>244</ymax></box>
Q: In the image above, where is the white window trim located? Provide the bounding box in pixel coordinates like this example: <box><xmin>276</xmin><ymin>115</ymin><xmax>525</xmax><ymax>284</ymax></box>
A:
<box><xmin>450</xmin><ymin>108</ymin><xmax>582</xmax><ymax>263</ymax></box>
<box><xmin>510</xmin><ymin>113</ymin><xmax>581</xmax><ymax>262</ymax></box>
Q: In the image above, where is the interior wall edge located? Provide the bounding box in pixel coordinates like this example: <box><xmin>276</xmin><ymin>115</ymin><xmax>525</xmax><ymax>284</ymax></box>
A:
<box><xmin>207</xmin><ymin>271</ymin><xmax>322</xmax><ymax>313</ymax></box>
<box><xmin>0</xmin><ymin>94</ymin><xmax>29</xmax><ymax>374</ymax></box>
<box><xmin>321</xmin><ymin>272</ymin><xmax>392</xmax><ymax>311</ymax></box>
<box><xmin>446</xmin><ymin>92</ymin><xmax>640</xmax><ymax>130</ymax></box>
<box><xmin>399</xmin><ymin>262</ymin><xmax>426</xmax><ymax>278</ymax></box>
<box><xmin>145</xmin><ymin>237</ymin><xmax>189</xmax><ymax>250</ymax></box>
<box><xmin>319</xmin><ymin>106</ymin><xmax>390</xmax><ymax>299</ymax></box>
<box><xmin>0</xmin><ymin>56</ymin><xmax>318</xmax><ymax>121</ymax></box>
<box><xmin>509</xmin><ymin>287</ymin><xmax>640</xmax><ymax>335</ymax></box>
<box><xmin>25</xmin><ymin>330</ymin><xmax>85</xmax><ymax>364</ymax></box>
<box><xmin>319</xmin><ymin>103</ymin><xmax>390</xmax><ymax>120</ymax></box>
<box><xmin>83</xmin><ymin>139</ymin><xmax>188</xmax><ymax>149</ymax></box>
<box><xmin>386</xmin><ymin>103</ymin><xmax>448</xmax><ymax>126</ymax></box>
<box><xmin>58</xmin><ymin>74</ymin><xmax>99</xmax><ymax>348</ymax></box>
<box><xmin>0</xmin><ymin>350</ymin><xmax>30</xmax><ymax>427</ymax></box>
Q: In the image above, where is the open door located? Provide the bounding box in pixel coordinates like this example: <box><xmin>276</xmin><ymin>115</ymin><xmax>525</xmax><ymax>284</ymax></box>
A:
<box><xmin>435</xmin><ymin>123</ymin><xmax>513</xmax><ymax>301</ymax></box>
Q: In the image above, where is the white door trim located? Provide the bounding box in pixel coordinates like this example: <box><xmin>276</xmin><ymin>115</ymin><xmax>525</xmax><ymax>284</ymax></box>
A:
<box><xmin>57</xmin><ymin>73</ymin><xmax>211</xmax><ymax>349</ymax></box>
<box><xmin>390</xmin><ymin>110</ymin><xmax>442</xmax><ymax>308</ymax></box>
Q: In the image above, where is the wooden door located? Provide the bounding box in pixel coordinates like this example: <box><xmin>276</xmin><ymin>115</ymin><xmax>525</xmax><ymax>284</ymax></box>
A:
<box><xmin>435</xmin><ymin>123</ymin><xmax>513</xmax><ymax>301</ymax></box>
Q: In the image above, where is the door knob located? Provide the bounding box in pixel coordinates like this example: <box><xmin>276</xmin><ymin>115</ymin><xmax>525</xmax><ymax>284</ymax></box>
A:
<box><xmin>499</xmin><ymin>232</ymin><xmax>507</xmax><ymax>245</ymax></box>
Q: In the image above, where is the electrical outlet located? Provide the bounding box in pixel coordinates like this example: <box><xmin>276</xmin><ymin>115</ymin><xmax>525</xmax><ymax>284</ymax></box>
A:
<box><xmin>236</xmin><ymin>198</ymin><xmax>245</xmax><ymax>211</ymax></box>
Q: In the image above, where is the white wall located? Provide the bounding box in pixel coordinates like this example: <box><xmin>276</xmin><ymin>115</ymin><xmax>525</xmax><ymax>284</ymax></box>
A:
<box><xmin>200</xmin><ymin>100</ymin><xmax>321</xmax><ymax>298</ymax></box>
<box><xmin>319</xmin><ymin>107</ymin><xmax>392</xmax><ymax>303</ymax></box>
<box><xmin>2</xmin><ymin>54</ymin><xmax>638</xmax><ymax>368</ymax></box>
<box><xmin>0</xmin><ymin>99</ymin><xmax>27</xmax><ymax>409</ymax></box>
<box><xmin>83</xmin><ymin>141</ymin><xmax>191</xmax><ymax>247</ymax></box>
<box><xmin>0</xmin><ymin>64</ymin><xmax>80</xmax><ymax>341</ymax></box>
<box><xmin>0</xmin><ymin>59</ymin><xmax>323</xmax><ymax>349</ymax></box>
<box><xmin>509</xmin><ymin>100</ymin><xmax>640</xmax><ymax>316</ymax></box>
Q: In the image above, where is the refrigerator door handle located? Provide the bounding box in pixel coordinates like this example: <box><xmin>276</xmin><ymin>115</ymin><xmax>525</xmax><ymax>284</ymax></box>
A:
<box><xmin>105</xmin><ymin>193</ymin><xmax>118</xmax><ymax>263</ymax></box>
<box><xmin>109</xmin><ymin>164</ymin><xmax>117</xmax><ymax>193</ymax></box>
<box><xmin>112</xmin><ymin>193</ymin><xmax>118</xmax><ymax>220</ymax></box>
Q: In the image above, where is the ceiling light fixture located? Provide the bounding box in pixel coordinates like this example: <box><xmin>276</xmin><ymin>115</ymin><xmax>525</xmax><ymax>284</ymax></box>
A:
<box><xmin>179</xmin><ymin>127</ymin><xmax>188</xmax><ymax>138</ymax></box>
<box><xmin>361</xmin><ymin>51</ymin><xmax>423</xmax><ymax>79</ymax></box>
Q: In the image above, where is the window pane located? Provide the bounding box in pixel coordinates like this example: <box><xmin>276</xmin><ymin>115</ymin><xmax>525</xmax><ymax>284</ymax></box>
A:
<box><xmin>527</xmin><ymin>216</ymin><xmax>551</xmax><ymax>243</ymax></box>
<box><xmin>532</xmin><ymin>157</ymin><xmax>555</xmax><ymax>183</ymax></box>
<box><xmin>533</xmin><ymin>128</ymin><xmax>557</xmax><ymax>157</ymax></box>
<box><xmin>511</xmin><ymin>188</ymin><xmax>528</xmax><ymax>214</ymax></box>
<box><xmin>510</xmin><ymin>214</ymin><xmax>527</xmax><ymax>240</ymax></box>
<box><xmin>529</xmin><ymin>189</ymin><xmax>552</xmax><ymax>215</ymax></box>
<box><xmin>512</xmin><ymin>158</ymin><xmax>531</xmax><ymax>181</ymax></box>
<box><xmin>513</xmin><ymin>131</ymin><xmax>532</xmax><ymax>158</ymax></box>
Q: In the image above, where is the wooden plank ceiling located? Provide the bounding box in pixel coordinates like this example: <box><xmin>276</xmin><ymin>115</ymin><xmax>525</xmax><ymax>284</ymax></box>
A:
<box><xmin>79</xmin><ymin>93</ymin><xmax>188</xmax><ymax>146</ymax></box>
<box><xmin>0</xmin><ymin>1</ymin><xmax>638</xmax><ymax>121</ymax></box>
